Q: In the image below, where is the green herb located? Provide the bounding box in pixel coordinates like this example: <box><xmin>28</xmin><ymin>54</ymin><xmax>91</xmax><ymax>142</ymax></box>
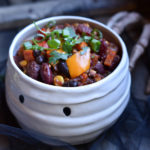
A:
<box><xmin>73</xmin><ymin>37</ymin><xmax>83</xmax><ymax>44</ymax></box>
<box><xmin>47</xmin><ymin>39</ymin><xmax>61</xmax><ymax>49</ymax></box>
<box><xmin>33</xmin><ymin>22</ymin><xmax>48</xmax><ymax>35</ymax></box>
<box><xmin>34</xmin><ymin>34</ymin><xmax>45</xmax><ymax>42</ymax></box>
<box><xmin>90</xmin><ymin>39</ymin><xmax>101</xmax><ymax>52</ymax></box>
<box><xmin>49</xmin><ymin>51</ymin><xmax>69</xmax><ymax>64</ymax></box>
<box><xmin>62</xmin><ymin>27</ymin><xmax>76</xmax><ymax>38</ymax></box>
<box><xmin>83</xmin><ymin>36</ymin><xmax>92</xmax><ymax>42</ymax></box>
<box><xmin>24</xmin><ymin>41</ymin><xmax>32</xmax><ymax>50</ymax></box>
<box><xmin>91</xmin><ymin>29</ymin><xmax>103</xmax><ymax>39</ymax></box>
<box><xmin>32</xmin><ymin>39</ymin><xmax>45</xmax><ymax>51</ymax></box>
<box><xmin>80</xmin><ymin>47</ymin><xmax>89</xmax><ymax>55</ymax></box>
<box><xmin>50</xmin><ymin>29</ymin><xmax>62</xmax><ymax>39</ymax></box>
<box><xmin>62</xmin><ymin>36</ymin><xmax>83</xmax><ymax>53</ymax></box>
<box><xmin>46</xmin><ymin>20</ymin><xmax>56</xmax><ymax>28</ymax></box>
<box><xmin>32</xmin><ymin>45</ymin><xmax>44</xmax><ymax>51</ymax></box>
<box><xmin>62</xmin><ymin>40</ymin><xmax>73</xmax><ymax>53</ymax></box>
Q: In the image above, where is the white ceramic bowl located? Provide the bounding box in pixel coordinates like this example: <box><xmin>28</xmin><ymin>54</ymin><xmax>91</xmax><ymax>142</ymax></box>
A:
<box><xmin>5</xmin><ymin>16</ymin><xmax>131</xmax><ymax>145</ymax></box>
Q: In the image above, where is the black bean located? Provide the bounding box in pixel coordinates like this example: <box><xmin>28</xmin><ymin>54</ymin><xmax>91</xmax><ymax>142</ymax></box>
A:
<box><xmin>63</xmin><ymin>81</ymin><xmax>78</xmax><ymax>87</ymax></box>
<box><xmin>57</xmin><ymin>61</ymin><xmax>70</xmax><ymax>77</ymax></box>
<box><xmin>33</xmin><ymin>50</ymin><xmax>41</xmax><ymax>57</ymax></box>
<box><xmin>94</xmin><ymin>61</ymin><xmax>105</xmax><ymax>74</ymax></box>
<box><xmin>36</xmin><ymin>55</ymin><xmax>45</xmax><ymax>64</ymax></box>
<box><xmin>40</xmin><ymin>63</ymin><xmax>53</xmax><ymax>84</ymax></box>
<box><xmin>27</xmin><ymin>61</ymin><xmax>40</xmax><ymax>80</ymax></box>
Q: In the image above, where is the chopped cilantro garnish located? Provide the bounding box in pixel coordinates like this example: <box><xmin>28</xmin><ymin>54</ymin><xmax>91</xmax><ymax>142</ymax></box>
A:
<box><xmin>32</xmin><ymin>45</ymin><xmax>44</xmax><ymax>51</ymax></box>
<box><xmin>62</xmin><ymin>27</ymin><xmax>76</xmax><ymax>38</ymax></box>
<box><xmin>49</xmin><ymin>51</ymin><xmax>69</xmax><ymax>64</ymax></box>
<box><xmin>34</xmin><ymin>33</ymin><xmax>45</xmax><ymax>42</ymax></box>
<box><xmin>24</xmin><ymin>41</ymin><xmax>32</xmax><ymax>50</ymax></box>
<box><xmin>83</xmin><ymin>36</ymin><xmax>92</xmax><ymax>42</ymax></box>
<box><xmin>80</xmin><ymin>47</ymin><xmax>89</xmax><ymax>55</ymax></box>
<box><xmin>62</xmin><ymin>40</ymin><xmax>73</xmax><ymax>53</ymax></box>
<box><xmin>92</xmin><ymin>28</ymin><xmax>103</xmax><ymax>39</ymax></box>
<box><xmin>50</xmin><ymin>29</ymin><xmax>62</xmax><ymax>39</ymax></box>
<box><xmin>46</xmin><ymin>20</ymin><xmax>56</xmax><ymax>28</ymax></box>
<box><xmin>90</xmin><ymin>39</ymin><xmax>101</xmax><ymax>53</ymax></box>
<box><xmin>62</xmin><ymin>36</ymin><xmax>83</xmax><ymax>53</ymax></box>
<box><xmin>47</xmin><ymin>39</ymin><xmax>61</xmax><ymax>49</ymax></box>
<box><xmin>33</xmin><ymin>22</ymin><xmax>49</xmax><ymax>36</ymax></box>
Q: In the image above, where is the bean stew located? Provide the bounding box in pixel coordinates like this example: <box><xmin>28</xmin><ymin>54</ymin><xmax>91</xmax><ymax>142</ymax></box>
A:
<box><xmin>14</xmin><ymin>20</ymin><xmax>121</xmax><ymax>87</ymax></box>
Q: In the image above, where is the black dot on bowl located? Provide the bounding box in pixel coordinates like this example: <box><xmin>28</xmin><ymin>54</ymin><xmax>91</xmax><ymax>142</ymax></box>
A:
<box><xmin>63</xmin><ymin>107</ymin><xmax>71</xmax><ymax>116</ymax></box>
<box><xmin>19</xmin><ymin>95</ymin><xmax>24</xmax><ymax>103</ymax></box>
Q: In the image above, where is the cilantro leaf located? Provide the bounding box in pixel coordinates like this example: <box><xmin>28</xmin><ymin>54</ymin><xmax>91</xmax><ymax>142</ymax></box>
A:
<box><xmin>62</xmin><ymin>40</ymin><xmax>73</xmax><ymax>53</ymax></box>
<box><xmin>24</xmin><ymin>41</ymin><xmax>32</xmax><ymax>50</ymax></box>
<box><xmin>33</xmin><ymin>22</ymin><xmax>48</xmax><ymax>35</ymax></box>
<box><xmin>47</xmin><ymin>39</ymin><xmax>61</xmax><ymax>49</ymax></box>
<box><xmin>63</xmin><ymin>27</ymin><xmax>76</xmax><ymax>38</ymax></box>
<box><xmin>32</xmin><ymin>45</ymin><xmax>44</xmax><ymax>51</ymax></box>
<box><xmin>50</xmin><ymin>29</ymin><xmax>62</xmax><ymax>39</ymax></box>
<box><xmin>80</xmin><ymin>47</ymin><xmax>89</xmax><ymax>55</ymax></box>
<box><xmin>83</xmin><ymin>36</ymin><xmax>92</xmax><ymax>42</ymax></box>
<box><xmin>62</xmin><ymin>36</ymin><xmax>83</xmax><ymax>53</ymax></box>
<box><xmin>92</xmin><ymin>28</ymin><xmax>103</xmax><ymax>39</ymax></box>
<box><xmin>46</xmin><ymin>20</ymin><xmax>56</xmax><ymax>28</ymax></box>
<box><xmin>90</xmin><ymin>39</ymin><xmax>101</xmax><ymax>53</ymax></box>
<box><xmin>49</xmin><ymin>51</ymin><xmax>69</xmax><ymax>64</ymax></box>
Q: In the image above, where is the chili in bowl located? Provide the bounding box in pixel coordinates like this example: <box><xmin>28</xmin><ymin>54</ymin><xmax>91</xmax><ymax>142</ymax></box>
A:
<box><xmin>6</xmin><ymin>16</ymin><xmax>131</xmax><ymax>145</ymax></box>
<box><xmin>14</xmin><ymin>20</ymin><xmax>121</xmax><ymax>87</ymax></box>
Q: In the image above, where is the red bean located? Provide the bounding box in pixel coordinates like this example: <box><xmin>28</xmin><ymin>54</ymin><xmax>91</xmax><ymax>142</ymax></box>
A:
<box><xmin>40</xmin><ymin>63</ymin><xmax>53</xmax><ymax>84</ymax></box>
<box><xmin>100</xmin><ymin>39</ymin><xmax>108</xmax><ymax>62</ymax></box>
<box><xmin>109</xmin><ymin>55</ymin><xmax>120</xmax><ymax>71</ymax></box>
<box><xmin>27</xmin><ymin>61</ymin><xmax>40</xmax><ymax>80</ymax></box>
<box><xmin>76</xmin><ymin>24</ymin><xmax>92</xmax><ymax>35</ymax></box>
<box><xmin>14</xmin><ymin>55</ymin><xmax>23</xmax><ymax>68</ymax></box>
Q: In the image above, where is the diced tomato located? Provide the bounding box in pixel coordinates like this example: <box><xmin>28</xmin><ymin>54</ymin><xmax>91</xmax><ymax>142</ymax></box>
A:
<box><xmin>46</xmin><ymin>50</ymin><xmax>51</xmax><ymax>58</ymax></box>
<box><xmin>23</xmin><ymin>50</ymin><xmax>35</xmax><ymax>62</ymax></box>
<box><xmin>38</xmin><ymin>28</ymin><xmax>46</xmax><ymax>36</ymax></box>
<box><xmin>38</xmin><ymin>41</ymin><xmax>49</xmax><ymax>48</ymax></box>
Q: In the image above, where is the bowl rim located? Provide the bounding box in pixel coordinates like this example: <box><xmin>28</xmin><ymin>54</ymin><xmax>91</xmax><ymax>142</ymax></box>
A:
<box><xmin>9</xmin><ymin>15</ymin><xmax>128</xmax><ymax>92</ymax></box>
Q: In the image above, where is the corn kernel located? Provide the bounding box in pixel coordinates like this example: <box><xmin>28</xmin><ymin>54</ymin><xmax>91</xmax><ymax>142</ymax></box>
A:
<box><xmin>19</xmin><ymin>60</ymin><xmax>27</xmax><ymax>67</ymax></box>
<box><xmin>54</xmin><ymin>75</ymin><xmax>64</xmax><ymax>86</ymax></box>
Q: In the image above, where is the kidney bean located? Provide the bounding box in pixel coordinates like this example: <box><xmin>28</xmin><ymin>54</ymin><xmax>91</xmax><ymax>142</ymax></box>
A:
<box><xmin>14</xmin><ymin>55</ymin><xmax>24</xmax><ymax>68</ymax></box>
<box><xmin>57</xmin><ymin>61</ymin><xmax>70</xmax><ymax>77</ymax></box>
<box><xmin>109</xmin><ymin>55</ymin><xmax>120</xmax><ymax>71</ymax></box>
<box><xmin>100</xmin><ymin>39</ymin><xmax>108</xmax><ymax>62</ymax></box>
<box><xmin>76</xmin><ymin>24</ymin><xmax>92</xmax><ymax>35</ymax></box>
<box><xmin>40</xmin><ymin>63</ymin><xmax>53</xmax><ymax>84</ymax></box>
<box><xmin>94</xmin><ymin>61</ymin><xmax>105</xmax><ymax>74</ymax></box>
<box><xmin>27</xmin><ymin>61</ymin><xmax>40</xmax><ymax>80</ymax></box>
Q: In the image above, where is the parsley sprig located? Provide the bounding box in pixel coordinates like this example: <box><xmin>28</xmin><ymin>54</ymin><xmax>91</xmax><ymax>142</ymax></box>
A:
<box><xmin>49</xmin><ymin>51</ymin><xmax>70</xmax><ymax>64</ymax></box>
